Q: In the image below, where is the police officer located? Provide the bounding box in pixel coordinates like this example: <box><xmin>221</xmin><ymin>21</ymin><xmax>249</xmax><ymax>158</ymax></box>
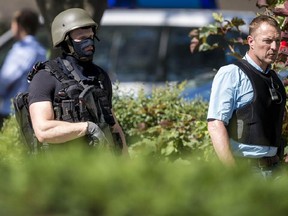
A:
<box><xmin>207</xmin><ymin>15</ymin><xmax>286</xmax><ymax>177</ymax></box>
<box><xmin>28</xmin><ymin>8</ymin><xmax>128</xmax><ymax>154</ymax></box>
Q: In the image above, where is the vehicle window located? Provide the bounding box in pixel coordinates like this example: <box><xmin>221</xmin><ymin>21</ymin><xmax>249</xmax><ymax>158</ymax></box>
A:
<box><xmin>94</xmin><ymin>26</ymin><xmax>160</xmax><ymax>82</ymax></box>
<box><xmin>166</xmin><ymin>27</ymin><xmax>226</xmax><ymax>81</ymax></box>
<box><xmin>93</xmin><ymin>24</ymin><xmax>248</xmax><ymax>87</ymax></box>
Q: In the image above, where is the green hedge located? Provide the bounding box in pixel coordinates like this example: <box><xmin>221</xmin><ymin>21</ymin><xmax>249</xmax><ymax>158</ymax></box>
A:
<box><xmin>1</xmin><ymin>83</ymin><xmax>288</xmax><ymax>215</ymax></box>
<box><xmin>112</xmin><ymin>82</ymin><xmax>213</xmax><ymax>162</ymax></box>
<box><xmin>0</xmin><ymin>148</ymin><xmax>288</xmax><ymax>216</ymax></box>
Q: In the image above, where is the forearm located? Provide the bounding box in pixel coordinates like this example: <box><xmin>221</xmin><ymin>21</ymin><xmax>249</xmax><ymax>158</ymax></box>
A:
<box><xmin>208</xmin><ymin>120</ymin><xmax>235</xmax><ymax>166</ymax></box>
<box><xmin>34</xmin><ymin>120</ymin><xmax>88</xmax><ymax>144</ymax></box>
<box><xmin>30</xmin><ymin>101</ymin><xmax>88</xmax><ymax>144</ymax></box>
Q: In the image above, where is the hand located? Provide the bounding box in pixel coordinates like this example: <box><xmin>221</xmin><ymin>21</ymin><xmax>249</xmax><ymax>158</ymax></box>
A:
<box><xmin>86</xmin><ymin>121</ymin><xmax>107</xmax><ymax>146</ymax></box>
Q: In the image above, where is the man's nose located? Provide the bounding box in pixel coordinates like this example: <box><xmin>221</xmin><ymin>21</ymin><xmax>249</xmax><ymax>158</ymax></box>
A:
<box><xmin>271</xmin><ymin>41</ymin><xmax>279</xmax><ymax>50</ymax></box>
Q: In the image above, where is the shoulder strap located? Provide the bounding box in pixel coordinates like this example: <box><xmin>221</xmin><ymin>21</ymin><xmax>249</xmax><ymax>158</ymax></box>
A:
<box><xmin>45</xmin><ymin>59</ymin><xmax>71</xmax><ymax>83</ymax></box>
<box><xmin>29</xmin><ymin>58</ymin><xmax>103</xmax><ymax>89</ymax></box>
<box><xmin>27</xmin><ymin>61</ymin><xmax>46</xmax><ymax>82</ymax></box>
<box><xmin>234</xmin><ymin>59</ymin><xmax>278</xmax><ymax>77</ymax></box>
<box><xmin>62</xmin><ymin>59</ymin><xmax>89</xmax><ymax>88</ymax></box>
<box><xmin>27</xmin><ymin>59</ymin><xmax>71</xmax><ymax>83</ymax></box>
<box><xmin>234</xmin><ymin>59</ymin><xmax>254</xmax><ymax>74</ymax></box>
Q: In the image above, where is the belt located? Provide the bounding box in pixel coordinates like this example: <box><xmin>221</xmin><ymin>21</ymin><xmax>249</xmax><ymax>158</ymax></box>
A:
<box><xmin>238</xmin><ymin>155</ymin><xmax>280</xmax><ymax>168</ymax></box>
<box><xmin>256</xmin><ymin>155</ymin><xmax>280</xmax><ymax>168</ymax></box>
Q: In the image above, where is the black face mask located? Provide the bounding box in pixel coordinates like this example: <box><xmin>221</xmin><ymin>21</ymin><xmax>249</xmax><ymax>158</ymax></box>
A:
<box><xmin>71</xmin><ymin>38</ymin><xmax>95</xmax><ymax>61</ymax></box>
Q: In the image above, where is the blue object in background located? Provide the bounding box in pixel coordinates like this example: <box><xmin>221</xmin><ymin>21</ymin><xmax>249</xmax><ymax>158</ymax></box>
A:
<box><xmin>108</xmin><ymin>0</ymin><xmax>137</xmax><ymax>8</ymax></box>
<box><xmin>108</xmin><ymin>0</ymin><xmax>217</xmax><ymax>9</ymax></box>
<box><xmin>137</xmin><ymin>0</ymin><xmax>201</xmax><ymax>8</ymax></box>
<box><xmin>181</xmin><ymin>81</ymin><xmax>213</xmax><ymax>101</ymax></box>
<box><xmin>202</xmin><ymin>0</ymin><xmax>217</xmax><ymax>8</ymax></box>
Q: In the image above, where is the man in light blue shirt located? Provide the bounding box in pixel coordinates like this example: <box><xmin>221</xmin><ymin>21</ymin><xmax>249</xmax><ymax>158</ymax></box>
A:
<box><xmin>207</xmin><ymin>15</ymin><xmax>286</xmax><ymax>176</ymax></box>
<box><xmin>0</xmin><ymin>8</ymin><xmax>47</xmax><ymax>127</ymax></box>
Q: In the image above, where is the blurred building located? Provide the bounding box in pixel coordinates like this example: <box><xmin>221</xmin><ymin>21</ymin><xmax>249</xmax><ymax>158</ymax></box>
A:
<box><xmin>218</xmin><ymin>0</ymin><xmax>263</xmax><ymax>12</ymax></box>
<box><xmin>0</xmin><ymin>0</ymin><xmax>39</xmax><ymax>23</ymax></box>
<box><xmin>1</xmin><ymin>0</ymin><xmax>263</xmax><ymax>23</ymax></box>
<box><xmin>107</xmin><ymin>0</ymin><xmax>263</xmax><ymax>12</ymax></box>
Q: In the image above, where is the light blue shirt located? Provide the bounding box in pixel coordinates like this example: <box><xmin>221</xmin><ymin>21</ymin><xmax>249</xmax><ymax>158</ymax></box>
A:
<box><xmin>0</xmin><ymin>35</ymin><xmax>47</xmax><ymax>115</ymax></box>
<box><xmin>207</xmin><ymin>54</ymin><xmax>278</xmax><ymax>158</ymax></box>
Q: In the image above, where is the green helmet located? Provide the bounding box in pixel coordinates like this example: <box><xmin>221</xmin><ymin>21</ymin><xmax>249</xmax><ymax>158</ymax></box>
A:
<box><xmin>51</xmin><ymin>8</ymin><xmax>98</xmax><ymax>47</ymax></box>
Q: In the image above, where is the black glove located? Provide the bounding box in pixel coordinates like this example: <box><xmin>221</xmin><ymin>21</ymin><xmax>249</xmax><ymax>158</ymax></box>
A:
<box><xmin>86</xmin><ymin>121</ymin><xmax>107</xmax><ymax>146</ymax></box>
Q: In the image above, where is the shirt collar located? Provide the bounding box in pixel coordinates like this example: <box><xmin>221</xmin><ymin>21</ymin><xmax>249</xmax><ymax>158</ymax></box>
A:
<box><xmin>244</xmin><ymin>53</ymin><xmax>271</xmax><ymax>74</ymax></box>
<box><xmin>21</xmin><ymin>35</ymin><xmax>36</xmax><ymax>43</ymax></box>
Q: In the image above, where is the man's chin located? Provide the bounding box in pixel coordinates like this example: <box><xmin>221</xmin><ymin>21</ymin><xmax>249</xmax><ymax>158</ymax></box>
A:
<box><xmin>79</xmin><ymin>56</ymin><xmax>93</xmax><ymax>62</ymax></box>
<box><xmin>85</xmin><ymin>50</ymin><xmax>94</xmax><ymax>56</ymax></box>
<box><xmin>78</xmin><ymin>53</ymin><xmax>94</xmax><ymax>61</ymax></box>
<box><xmin>267</xmin><ymin>58</ymin><xmax>276</xmax><ymax>64</ymax></box>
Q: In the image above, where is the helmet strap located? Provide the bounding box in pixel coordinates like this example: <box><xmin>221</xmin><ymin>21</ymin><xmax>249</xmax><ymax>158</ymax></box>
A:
<box><xmin>63</xmin><ymin>35</ymin><xmax>76</xmax><ymax>55</ymax></box>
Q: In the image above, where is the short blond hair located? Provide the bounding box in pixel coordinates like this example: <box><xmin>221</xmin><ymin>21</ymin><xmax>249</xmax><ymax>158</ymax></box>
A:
<box><xmin>249</xmin><ymin>15</ymin><xmax>280</xmax><ymax>36</ymax></box>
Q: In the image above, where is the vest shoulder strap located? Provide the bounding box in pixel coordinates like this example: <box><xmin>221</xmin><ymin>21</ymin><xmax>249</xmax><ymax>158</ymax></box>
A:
<box><xmin>234</xmin><ymin>59</ymin><xmax>278</xmax><ymax>78</ymax></box>
<box><xmin>28</xmin><ymin>58</ymin><xmax>105</xmax><ymax>89</ymax></box>
<box><xmin>234</xmin><ymin>59</ymin><xmax>254</xmax><ymax>75</ymax></box>
<box><xmin>46</xmin><ymin>59</ymin><xmax>71</xmax><ymax>83</ymax></box>
<box><xmin>62</xmin><ymin>59</ymin><xmax>90</xmax><ymax>88</ymax></box>
<box><xmin>27</xmin><ymin>58</ymin><xmax>72</xmax><ymax>83</ymax></box>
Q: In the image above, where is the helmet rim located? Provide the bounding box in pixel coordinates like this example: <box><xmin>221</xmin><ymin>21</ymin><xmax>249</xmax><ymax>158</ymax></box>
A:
<box><xmin>51</xmin><ymin>8</ymin><xmax>98</xmax><ymax>47</ymax></box>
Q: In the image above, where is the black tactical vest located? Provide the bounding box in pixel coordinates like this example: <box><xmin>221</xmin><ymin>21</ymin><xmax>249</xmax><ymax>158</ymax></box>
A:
<box><xmin>29</xmin><ymin>58</ymin><xmax>115</xmax><ymax>126</ymax></box>
<box><xmin>227</xmin><ymin>60</ymin><xmax>286</xmax><ymax>148</ymax></box>
<box><xmin>15</xmin><ymin>58</ymin><xmax>122</xmax><ymax>154</ymax></box>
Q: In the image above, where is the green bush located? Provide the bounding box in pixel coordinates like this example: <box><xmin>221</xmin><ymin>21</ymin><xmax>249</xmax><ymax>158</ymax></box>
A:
<box><xmin>0</xmin><ymin>148</ymin><xmax>288</xmax><ymax>216</ymax></box>
<box><xmin>0</xmin><ymin>116</ymin><xmax>25</xmax><ymax>164</ymax></box>
<box><xmin>113</xmin><ymin>82</ymin><xmax>213</xmax><ymax>162</ymax></box>
<box><xmin>1</xmin><ymin>84</ymin><xmax>288</xmax><ymax>215</ymax></box>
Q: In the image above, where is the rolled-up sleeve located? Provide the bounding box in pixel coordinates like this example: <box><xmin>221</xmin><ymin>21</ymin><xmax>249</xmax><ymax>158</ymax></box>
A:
<box><xmin>207</xmin><ymin>64</ymin><xmax>242</xmax><ymax>125</ymax></box>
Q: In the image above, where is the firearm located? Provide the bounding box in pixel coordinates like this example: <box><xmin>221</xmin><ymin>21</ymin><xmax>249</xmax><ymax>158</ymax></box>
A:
<box><xmin>79</xmin><ymin>86</ymin><xmax>121</xmax><ymax>154</ymax></box>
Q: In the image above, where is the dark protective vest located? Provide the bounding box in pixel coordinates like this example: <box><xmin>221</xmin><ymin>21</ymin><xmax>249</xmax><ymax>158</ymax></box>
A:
<box><xmin>227</xmin><ymin>59</ymin><xmax>286</xmax><ymax>148</ymax></box>
<box><xmin>52</xmin><ymin>58</ymin><xmax>115</xmax><ymax>126</ymax></box>
<box><xmin>29</xmin><ymin>58</ymin><xmax>115</xmax><ymax>126</ymax></box>
<box><xmin>15</xmin><ymin>58</ymin><xmax>122</xmax><ymax>154</ymax></box>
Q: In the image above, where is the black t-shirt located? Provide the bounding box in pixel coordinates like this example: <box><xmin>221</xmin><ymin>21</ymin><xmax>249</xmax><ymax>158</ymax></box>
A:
<box><xmin>28</xmin><ymin>56</ymin><xmax>113</xmax><ymax>107</ymax></box>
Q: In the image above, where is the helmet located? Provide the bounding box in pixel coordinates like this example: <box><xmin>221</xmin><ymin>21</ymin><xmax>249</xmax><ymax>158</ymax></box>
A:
<box><xmin>51</xmin><ymin>8</ymin><xmax>98</xmax><ymax>47</ymax></box>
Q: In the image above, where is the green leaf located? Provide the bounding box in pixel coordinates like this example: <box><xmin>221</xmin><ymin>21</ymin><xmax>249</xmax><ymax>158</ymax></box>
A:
<box><xmin>199</xmin><ymin>24</ymin><xmax>218</xmax><ymax>38</ymax></box>
<box><xmin>230</xmin><ymin>17</ymin><xmax>246</xmax><ymax>27</ymax></box>
<box><xmin>199</xmin><ymin>43</ymin><xmax>213</xmax><ymax>52</ymax></box>
<box><xmin>162</xmin><ymin>142</ymin><xmax>175</xmax><ymax>156</ymax></box>
<box><xmin>212</xmin><ymin>13</ymin><xmax>224</xmax><ymax>23</ymax></box>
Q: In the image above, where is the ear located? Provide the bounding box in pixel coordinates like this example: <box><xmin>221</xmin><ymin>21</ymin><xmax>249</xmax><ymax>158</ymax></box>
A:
<box><xmin>247</xmin><ymin>35</ymin><xmax>254</xmax><ymax>49</ymax></box>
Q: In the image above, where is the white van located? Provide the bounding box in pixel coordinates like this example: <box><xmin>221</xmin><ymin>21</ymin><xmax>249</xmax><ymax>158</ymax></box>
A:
<box><xmin>94</xmin><ymin>9</ymin><xmax>256</xmax><ymax>100</ymax></box>
<box><xmin>0</xmin><ymin>8</ymin><xmax>256</xmax><ymax>100</ymax></box>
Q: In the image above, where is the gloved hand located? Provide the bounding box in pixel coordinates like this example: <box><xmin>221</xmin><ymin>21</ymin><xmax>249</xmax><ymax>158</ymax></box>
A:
<box><xmin>86</xmin><ymin>121</ymin><xmax>108</xmax><ymax>146</ymax></box>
